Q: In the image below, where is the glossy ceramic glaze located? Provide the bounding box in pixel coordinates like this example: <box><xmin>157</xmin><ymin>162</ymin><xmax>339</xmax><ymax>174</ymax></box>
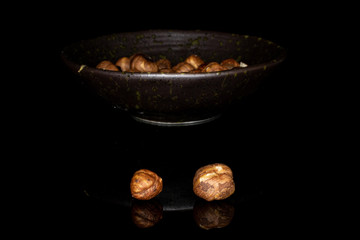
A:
<box><xmin>61</xmin><ymin>30</ymin><xmax>286</xmax><ymax>125</ymax></box>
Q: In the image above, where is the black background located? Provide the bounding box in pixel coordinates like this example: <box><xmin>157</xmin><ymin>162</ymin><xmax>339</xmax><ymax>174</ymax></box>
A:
<box><xmin>25</xmin><ymin>2</ymin><xmax>330</xmax><ymax>238</ymax></box>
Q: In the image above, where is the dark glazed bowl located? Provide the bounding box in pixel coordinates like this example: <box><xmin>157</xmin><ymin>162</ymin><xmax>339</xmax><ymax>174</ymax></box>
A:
<box><xmin>61</xmin><ymin>30</ymin><xmax>286</xmax><ymax>126</ymax></box>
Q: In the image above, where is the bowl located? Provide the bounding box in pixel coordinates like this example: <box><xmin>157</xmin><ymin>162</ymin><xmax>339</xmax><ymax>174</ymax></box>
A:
<box><xmin>61</xmin><ymin>30</ymin><xmax>286</xmax><ymax>126</ymax></box>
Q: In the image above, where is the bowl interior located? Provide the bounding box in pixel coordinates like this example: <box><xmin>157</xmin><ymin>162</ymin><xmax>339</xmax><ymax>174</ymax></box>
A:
<box><xmin>62</xmin><ymin>29</ymin><xmax>285</xmax><ymax>69</ymax></box>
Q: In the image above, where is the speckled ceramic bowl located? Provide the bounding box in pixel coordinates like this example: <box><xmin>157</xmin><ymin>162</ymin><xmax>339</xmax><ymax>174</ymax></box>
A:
<box><xmin>61</xmin><ymin>30</ymin><xmax>286</xmax><ymax>126</ymax></box>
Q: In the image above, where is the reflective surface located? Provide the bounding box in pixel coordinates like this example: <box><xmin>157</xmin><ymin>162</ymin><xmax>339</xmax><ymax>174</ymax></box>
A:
<box><xmin>132</xmin><ymin>114</ymin><xmax>222</xmax><ymax>127</ymax></box>
<box><xmin>47</xmin><ymin>8</ymin><xmax>307</xmax><ymax>235</ymax></box>
<box><xmin>52</xmin><ymin>60</ymin><xmax>300</xmax><ymax>236</ymax></box>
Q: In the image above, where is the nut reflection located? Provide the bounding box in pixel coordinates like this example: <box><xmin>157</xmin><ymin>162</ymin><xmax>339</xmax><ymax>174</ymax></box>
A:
<box><xmin>131</xmin><ymin>199</ymin><xmax>163</xmax><ymax>228</ymax></box>
<box><xmin>193</xmin><ymin>199</ymin><xmax>235</xmax><ymax>230</ymax></box>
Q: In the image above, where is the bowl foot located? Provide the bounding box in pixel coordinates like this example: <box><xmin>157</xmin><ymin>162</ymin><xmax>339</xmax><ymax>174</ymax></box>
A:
<box><xmin>132</xmin><ymin>114</ymin><xmax>221</xmax><ymax>127</ymax></box>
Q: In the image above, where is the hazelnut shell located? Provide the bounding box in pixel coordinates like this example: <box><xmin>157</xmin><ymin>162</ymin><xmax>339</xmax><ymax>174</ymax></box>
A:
<box><xmin>96</xmin><ymin>60</ymin><xmax>119</xmax><ymax>71</ymax></box>
<box><xmin>193</xmin><ymin>163</ymin><xmax>235</xmax><ymax>201</ymax></box>
<box><xmin>130</xmin><ymin>169</ymin><xmax>163</xmax><ymax>200</ymax></box>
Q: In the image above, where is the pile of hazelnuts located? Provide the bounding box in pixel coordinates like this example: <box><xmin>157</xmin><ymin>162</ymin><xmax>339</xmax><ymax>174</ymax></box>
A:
<box><xmin>130</xmin><ymin>163</ymin><xmax>235</xmax><ymax>202</ymax></box>
<box><xmin>96</xmin><ymin>53</ymin><xmax>248</xmax><ymax>73</ymax></box>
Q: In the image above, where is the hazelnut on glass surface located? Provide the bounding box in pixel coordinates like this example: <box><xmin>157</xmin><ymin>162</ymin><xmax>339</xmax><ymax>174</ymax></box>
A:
<box><xmin>96</xmin><ymin>60</ymin><xmax>119</xmax><ymax>71</ymax></box>
<box><xmin>193</xmin><ymin>163</ymin><xmax>235</xmax><ymax>201</ymax></box>
<box><xmin>130</xmin><ymin>169</ymin><xmax>163</xmax><ymax>200</ymax></box>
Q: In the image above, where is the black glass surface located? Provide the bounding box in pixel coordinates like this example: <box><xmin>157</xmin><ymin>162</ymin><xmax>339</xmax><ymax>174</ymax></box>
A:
<box><xmin>51</xmin><ymin>63</ymin><xmax>302</xmax><ymax>237</ymax></box>
<box><xmin>45</xmin><ymin>4</ymin><xmax>309</xmax><ymax>237</ymax></box>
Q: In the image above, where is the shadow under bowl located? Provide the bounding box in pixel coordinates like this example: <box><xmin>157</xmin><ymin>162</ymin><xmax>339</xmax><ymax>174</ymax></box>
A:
<box><xmin>61</xmin><ymin>29</ymin><xmax>286</xmax><ymax>126</ymax></box>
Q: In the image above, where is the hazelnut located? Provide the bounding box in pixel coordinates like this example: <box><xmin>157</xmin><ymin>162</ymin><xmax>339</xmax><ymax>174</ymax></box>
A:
<box><xmin>96</xmin><ymin>60</ymin><xmax>119</xmax><ymax>71</ymax></box>
<box><xmin>130</xmin><ymin>54</ymin><xmax>158</xmax><ymax>73</ymax></box>
<box><xmin>189</xmin><ymin>63</ymin><xmax>207</xmax><ymax>73</ymax></box>
<box><xmin>197</xmin><ymin>63</ymin><xmax>207</xmax><ymax>72</ymax></box>
<box><xmin>172</xmin><ymin>62</ymin><xmax>195</xmax><ymax>73</ymax></box>
<box><xmin>185</xmin><ymin>55</ymin><xmax>205</xmax><ymax>69</ymax></box>
<box><xmin>202</xmin><ymin>62</ymin><xmax>227</xmax><ymax>73</ymax></box>
<box><xmin>159</xmin><ymin>68</ymin><xmax>175</xmax><ymax>73</ymax></box>
<box><xmin>220</xmin><ymin>58</ymin><xmax>240</xmax><ymax>70</ymax></box>
<box><xmin>156</xmin><ymin>59</ymin><xmax>172</xmax><ymax>70</ymax></box>
<box><xmin>130</xmin><ymin>169</ymin><xmax>163</xmax><ymax>200</ymax></box>
<box><xmin>115</xmin><ymin>57</ymin><xmax>130</xmax><ymax>72</ymax></box>
<box><xmin>189</xmin><ymin>69</ymin><xmax>202</xmax><ymax>73</ymax></box>
<box><xmin>193</xmin><ymin>163</ymin><xmax>235</xmax><ymax>201</ymax></box>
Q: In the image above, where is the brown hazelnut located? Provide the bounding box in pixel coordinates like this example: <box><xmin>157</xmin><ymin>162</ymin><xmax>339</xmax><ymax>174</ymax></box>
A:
<box><xmin>193</xmin><ymin>163</ymin><xmax>235</xmax><ymax>201</ymax></box>
<box><xmin>220</xmin><ymin>58</ymin><xmax>240</xmax><ymax>70</ymax></box>
<box><xmin>130</xmin><ymin>169</ymin><xmax>163</xmax><ymax>200</ymax></box>
<box><xmin>189</xmin><ymin>69</ymin><xmax>202</xmax><ymax>73</ymax></box>
<box><xmin>130</xmin><ymin>54</ymin><xmax>159</xmax><ymax>73</ymax></box>
<box><xmin>189</xmin><ymin>63</ymin><xmax>207</xmax><ymax>73</ymax></box>
<box><xmin>185</xmin><ymin>55</ymin><xmax>205</xmax><ymax>69</ymax></box>
<box><xmin>202</xmin><ymin>62</ymin><xmax>227</xmax><ymax>73</ymax></box>
<box><xmin>197</xmin><ymin>63</ymin><xmax>207</xmax><ymax>72</ymax></box>
<box><xmin>96</xmin><ymin>60</ymin><xmax>119</xmax><ymax>71</ymax></box>
<box><xmin>115</xmin><ymin>57</ymin><xmax>130</xmax><ymax>72</ymax></box>
<box><xmin>159</xmin><ymin>68</ymin><xmax>175</xmax><ymax>73</ymax></box>
<box><xmin>172</xmin><ymin>62</ymin><xmax>195</xmax><ymax>73</ymax></box>
<box><xmin>156</xmin><ymin>59</ymin><xmax>172</xmax><ymax>70</ymax></box>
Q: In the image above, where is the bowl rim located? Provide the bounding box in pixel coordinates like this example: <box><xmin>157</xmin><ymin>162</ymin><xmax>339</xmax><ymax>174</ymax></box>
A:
<box><xmin>61</xmin><ymin>29</ymin><xmax>287</xmax><ymax>78</ymax></box>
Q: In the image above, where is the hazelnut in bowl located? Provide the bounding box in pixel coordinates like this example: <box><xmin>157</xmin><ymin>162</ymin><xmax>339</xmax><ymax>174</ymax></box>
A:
<box><xmin>61</xmin><ymin>30</ymin><xmax>286</xmax><ymax>126</ymax></box>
